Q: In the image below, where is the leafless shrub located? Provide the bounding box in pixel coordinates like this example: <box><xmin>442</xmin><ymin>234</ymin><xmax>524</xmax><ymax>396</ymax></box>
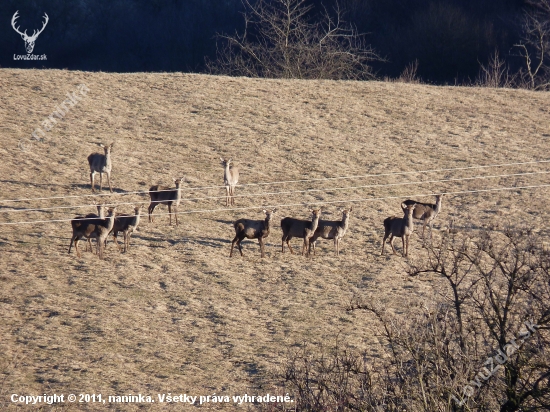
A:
<box><xmin>476</xmin><ymin>50</ymin><xmax>515</xmax><ymax>88</ymax></box>
<box><xmin>207</xmin><ymin>0</ymin><xmax>383</xmax><ymax>80</ymax></box>
<box><xmin>269</xmin><ymin>228</ymin><xmax>550</xmax><ymax>411</ymax></box>
<box><xmin>396</xmin><ymin>60</ymin><xmax>421</xmax><ymax>84</ymax></box>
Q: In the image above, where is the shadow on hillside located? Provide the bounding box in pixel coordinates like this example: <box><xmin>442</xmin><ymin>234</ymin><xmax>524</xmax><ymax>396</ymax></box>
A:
<box><xmin>0</xmin><ymin>179</ymin><xmax>127</xmax><ymax>195</ymax></box>
<box><xmin>192</xmin><ymin>237</ymin><xmax>231</xmax><ymax>249</ymax></box>
<box><xmin>214</xmin><ymin>219</ymin><xmax>234</xmax><ymax>225</ymax></box>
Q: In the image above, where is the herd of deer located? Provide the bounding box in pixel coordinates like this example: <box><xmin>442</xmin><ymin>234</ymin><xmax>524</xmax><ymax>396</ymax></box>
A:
<box><xmin>67</xmin><ymin>143</ymin><xmax>445</xmax><ymax>260</ymax></box>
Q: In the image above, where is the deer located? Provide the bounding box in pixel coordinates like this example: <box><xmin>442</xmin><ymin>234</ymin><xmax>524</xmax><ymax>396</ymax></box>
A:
<box><xmin>90</xmin><ymin>207</ymin><xmax>117</xmax><ymax>259</ymax></box>
<box><xmin>148</xmin><ymin>177</ymin><xmax>185</xmax><ymax>226</ymax></box>
<box><xmin>308</xmin><ymin>208</ymin><xmax>353</xmax><ymax>256</ymax></box>
<box><xmin>280</xmin><ymin>209</ymin><xmax>322</xmax><ymax>256</ymax></box>
<box><xmin>402</xmin><ymin>194</ymin><xmax>445</xmax><ymax>239</ymax></box>
<box><xmin>109</xmin><ymin>205</ymin><xmax>142</xmax><ymax>253</ymax></box>
<box><xmin>11</xmin><ymin>11</ymin><xmax>49</xmax><ymax>54</ymax></box>
<box><xmin>220</xmin><ymin>158</ymin><xmax>239</xmax><ymax>206</ymax></box>
<box><xmin>68</xmin><ymin>205</ymin><xmax>116</xmax><ymax>259</ymax></box>
<box><xmin>381</xmin><ymin>203</ymin><xmax>416</xmax><ymax>257</ymax></box>
<box><xmin>88</xmin><ymin>143</ymin><xmax>114</xmax><ymax>193</ymax></box>
<box><xmin>68</xmin><ymin>204</ymin><xmax>104</xmax><ymax>256</ymax></box>
<box><xmin>230</xmin><ymin>209</ymin><xmax>276</xmax><ymax>258</ymax></box>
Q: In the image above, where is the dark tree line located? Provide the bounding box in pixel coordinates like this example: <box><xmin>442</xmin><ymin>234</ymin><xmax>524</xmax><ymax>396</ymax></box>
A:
<box><xmin>0</xmin><ymin>0</ymin><xmax>546</xmax><ymax>85</ymax></box>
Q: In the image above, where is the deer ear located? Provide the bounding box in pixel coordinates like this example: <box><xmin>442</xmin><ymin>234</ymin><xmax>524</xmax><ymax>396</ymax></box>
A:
<box><xmin>349</xmin><ymin>207</ymin><xmax>353</xmax><ymax>212</ymax></box>
<box><xmin>263</xmin><ymin>209</ymin><xmax>267</xmax><ymax>214</ymax></box>
<box><xmin>220</xmin><ymin>157</ymin><xmax>224</xmax><ymax>162</ymax></box>
<box><xmin>99</xmin><ymin>143</ymin><xmax>105</xmax><ymax>148</ymax></box>
<box><xmin>401</xmin><ymin>203</ymin><xmax>407</xmax><ymax>209</ymax></box>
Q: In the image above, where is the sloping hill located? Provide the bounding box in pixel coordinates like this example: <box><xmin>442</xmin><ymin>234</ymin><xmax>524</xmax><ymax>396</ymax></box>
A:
<box><xmin>0</xmin><ymin>69</ymin><xmax>549</xmax><ymax>410</ymax></box>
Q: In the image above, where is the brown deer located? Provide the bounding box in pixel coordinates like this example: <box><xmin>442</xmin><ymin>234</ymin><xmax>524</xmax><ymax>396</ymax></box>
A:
<box><xmin>309</xmin><ymin>208</ymin><xmax>353</xmax><ymax>256</ymax></box>
<box><xmin>220</xmin><ymin>158</ymin><xmax>240</xmax><ymax>206</ymax></box>
<box><xmin>280</xmin><ymin>209</ymin><xmax>322</xmax><ymax>256</ymax></box>
<box><xmin>110</xmin><ymin>205</ymin><xmax>142</xmax><ymax>252</ymax></box>
<box><xmin>88</xmin><ymin>143</ymin><xmax>114</xmax><ymax>193</ymax></box>
<box><xmin>402</xmin><ymin>194</ymin><xmax>444</xmax><ymax>239</ymax></box>
<box><xmin>148</xmin><ymin>177</ymin><xmax>185</xmax><ymax>225</ymax></box>
<box><xmin>381</xmin><ymin>203</ymin><xmax>416</xmax><ymax>257</ymax></box>
<box><xmin>230</xmin><ymin>210</ymin><xmax>276</xmax><ymax>258</ymax></box>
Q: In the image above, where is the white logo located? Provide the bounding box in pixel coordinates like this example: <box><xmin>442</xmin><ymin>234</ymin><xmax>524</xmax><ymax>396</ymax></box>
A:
<box><xmin>11</xmin><ymin>11</ymin><xmax>49</xmax><ymax>54</ymax></box>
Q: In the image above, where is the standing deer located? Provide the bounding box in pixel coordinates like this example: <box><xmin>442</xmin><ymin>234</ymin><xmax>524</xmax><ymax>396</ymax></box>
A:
<box><xmin>11</xmin><ymin>11</ymin><xmax>49</xmax><ymax>54</ymax></box>
<box><xmin>69</xmin><ymin>205</ymin><xmax>104</xmax><ymax>257</ymax></box>
<box><xmin>309</xmin><ymin>208</ymin><xmax>353</xmax><ymax>256</ymax></box>
<box><xmin>381</xmin><ymin>203</ymin><xmax>416</xmax><ymax>257</ymax></box>
<box><xmin>230</xmin><ymin>209</ymin><xmax>276</xmax><ymax>258</ymax></box>
<box><xmin>90</xmin><ymin>207</ymin><xmax>117</xmax><ymax>259</ymax></box>
<box><xmin>110</xmin><ymin>205</ymin><xmax>142</xmax><ymax>252</ymax></box>
<box><xmin>68</xmin><ymin>205</ymin><xmax>116</xmax><ymax>259</ymax></box>
<box><xmin>88</xmin><ymin>143</ymin><xmax>114</xmax><ymax>193</ymax></box>
<box><xmin>280</xmin><ymin>209</ymin><xmax>322</xmax><ymax>256</ymax></box>
<box><xmin>220</xmin><ymin>158</ymin><xmax>239</xmax><ymax>206</ymax></box>
<box><xmin>403</xmin><ymin>194</ymin><xmax>445</xmax><ymax>239</ymax></box>
<box><xmin>148</xmin><ymin>177</ymin><xmax>185</xmax><ymax>226</ymax></box>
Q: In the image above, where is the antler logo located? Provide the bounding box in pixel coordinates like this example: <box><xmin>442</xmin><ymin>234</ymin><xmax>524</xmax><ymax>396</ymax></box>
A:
<box><xmin>11</xmin><ymin>11</ymin><xmax>49</xmax><ymax>54</ymax></box>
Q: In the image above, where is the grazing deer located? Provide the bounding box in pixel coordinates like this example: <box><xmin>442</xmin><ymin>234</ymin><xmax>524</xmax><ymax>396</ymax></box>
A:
<box><xmin>403</xmin><ymin>194</ymin><xmax>445</xmax><ymax>239</ymax></box>
<box><xmin>220</xmin><ymin>158</ymin><xmax>239</xmax><ymax>206</ymax></box>
<box><xmin>148</xmin><ymin>177</ymin><xmax>185</xmax><ymax>226</ymax></box>
<box><xmin>230</xmin><ymin>209</ymin><xmax>276</xmax><ymax>258</ymax></box>
<box><xmin>68</xmin><ymin>204</ymin><xmax>104</xmax><ymax>256</ymax></box>
<box><xmin>280</xmin><ymin>209</ymin><xmax>322</xmax><ymax>256</ymax></box>
<box><xmin>381</xmin><ymin>203</ymin><xmax>416</xmax><ymax>257</ymax></box>
<box><xmin>110</xmin><ymin>205</ymin><xmax>142</xmax><ymax>253</ymax></box>
<box><xmin>88</xmin><ymin>143</ymin><xmax>114</xmax><ymax>193</ymax></box>
<box><xmin>309</xmin><ymin>208</ymin><xmax>353</xmax><ymax>256</ymax></box>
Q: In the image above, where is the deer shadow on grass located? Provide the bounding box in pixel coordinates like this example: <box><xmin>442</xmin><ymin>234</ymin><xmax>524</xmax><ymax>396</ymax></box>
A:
<box><xmin>0</xmin><ymin>179</ymin><xmax>126</xmax><ymax>194</ymax></box>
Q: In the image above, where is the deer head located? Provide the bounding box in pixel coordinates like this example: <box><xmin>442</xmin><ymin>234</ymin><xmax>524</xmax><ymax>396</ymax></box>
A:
<box><xmin>11</xmin><ymin>11</ymin><xmax>49</xmax><ymax>54</ymax></box>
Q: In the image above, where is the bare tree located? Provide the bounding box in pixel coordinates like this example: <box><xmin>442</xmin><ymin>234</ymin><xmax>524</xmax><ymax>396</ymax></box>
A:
<box><xmin>514</xmin><ymin>0</ymin><xmax>550</xmax><ymax>90</ymax></box>
<box><xmin>207</xmin><ymin>0</ymin><xmax>382</xmax><ymax>80</ymax></box>
<box><xmin>270</xmin><ymin>228</ymin><xmax>550</xmax><ymax>411</ymax></box>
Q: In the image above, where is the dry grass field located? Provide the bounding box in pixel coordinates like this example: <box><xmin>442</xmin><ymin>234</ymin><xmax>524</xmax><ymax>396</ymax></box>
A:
<box><xmin>0</xmin><ymin>69</ymin><xmax>549</xmax><ymax>410</ymax></box>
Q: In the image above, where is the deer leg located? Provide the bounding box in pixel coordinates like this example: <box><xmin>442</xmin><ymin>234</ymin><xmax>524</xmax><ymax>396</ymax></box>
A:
<box><xmin>309</xmin><ymin>239</ymin><xmax>316</xmax><ymax>256</ymax></box>
<box><xmin>68</xmin><ymin>235</ymin><xmax>76</xmax><ymax>254</ymax></box>
<box><xmin>422</xmin><ymin>220</ymin><xmax>427</xmax><ymax>239</ymax></box>
<box><xmin>402</xmin><ymin>236</ymin><xmax>407</xmax><ymax>257</ymax></box>
<box><xmin>381</xmin><ymin>233</ymin><xmax>388</xmax><ymax>255</ymax></box>
<box><xmin>389</xmin><ymin>235</ymin><xmax>397</xmax><ymax>254</ymax></box>
<box><xmin>225</xmin><ymin>186</ymin><xmax>230</xmax><ymax>206</ymax></box>
<box><xmin>230</xmin><ymin>237</ymin><xmax>237</xmax><ymax>257</ymax></box>
<box><xmin>90</xmin><ymin>171</ymin><xmax>95</xmax><ymax>193</ymax></box>
<box><xmin>148</xmin><ymin>203</ymin><xmax>156</xmax><ymax>223</ymax></box>
<box><xmin>99</xmin><ymin>172</ymin><xmax>103</xmax><ymax>192</ymax></box>
<box><xmin>168</xmin><ymin>204</ymin><xmax>172</xmax><ymax>225</ymax></box>
<box><xmin>107</xmin><ymin>172</ymin><xmax>113</xmax><ymax>193</ymax></box>
<box><xmin>286</xmin><ymin>236</ymin><xmax>295</xmax><ymax>254</ymax></box>
<box><xmin>335</xmin><ymin>237</ymin><xmax>339</xmax><ymax>256</ymax></box>
<box><xmin>237</xmin><ymin>237</ymin><xmax>244</xmax><ymax>256</ymax></box>
<box><xmin>113</xmin><ymin>232</ymin><xmax>122</xmax><ymax>252</ymax></box>
<box><xmin>125</xmin><ymin>231</ymin><xmax>132</xmax><ymax>252</ymax></box>
<box><xmin>258</xmin><ymin>237</ymin><xmax>265</xmax><ymax>258</ymax></box>
<box><xmin>74</xmin><ymin>237</ymin><xmax>82</xmax><ymax>258</ymax></box>
<box><xmin>174</xmin><ymin>206</ymin><xmax>178</xmax><ymax>226</ymax></box>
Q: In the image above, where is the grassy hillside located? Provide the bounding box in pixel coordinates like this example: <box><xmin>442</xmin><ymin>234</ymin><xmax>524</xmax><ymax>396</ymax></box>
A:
<box><xmin>0</xmin><ymin>69</ymin><xmax>549</xmax><ymax>410</ymax></box>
